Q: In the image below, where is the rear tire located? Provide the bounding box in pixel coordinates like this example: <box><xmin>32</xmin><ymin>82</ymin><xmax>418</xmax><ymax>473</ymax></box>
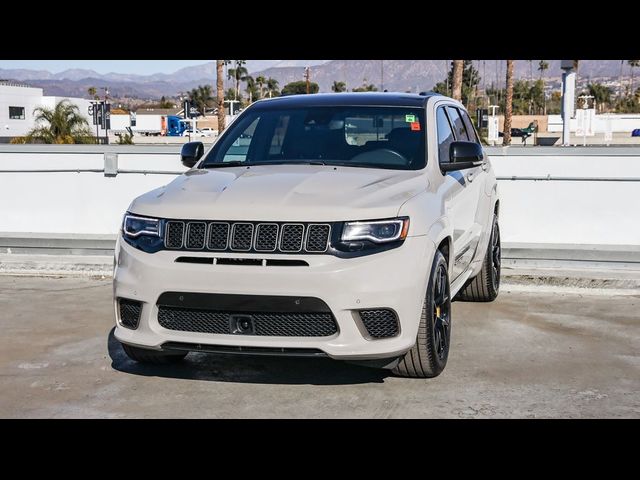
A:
<box><xmin>393</xmin><ymin>250</ymin><xmax>451</xmax><ymax>378</ymax></box>
<box><xmin>121</xmin><ymin>343</ymin><xmax>187</xmax><ymax>364</ymax></box>
<box><xmin>456</xmin><ymin>214</ymin><xmax>500</xmax><ymax>302</ymax></box>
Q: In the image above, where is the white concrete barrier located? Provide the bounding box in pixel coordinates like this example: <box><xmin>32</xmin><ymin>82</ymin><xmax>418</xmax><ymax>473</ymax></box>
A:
<box><xmin>0</xmin><ymin>145</ymin><xmax>638</xmax><ymax>252</ymax></box>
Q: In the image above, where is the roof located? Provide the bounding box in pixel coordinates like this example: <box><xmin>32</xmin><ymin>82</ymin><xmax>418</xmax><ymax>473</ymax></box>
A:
<box><xmin>251</xmin><ymin>92</ymin><xmax>443</xmax><ymax>110</ymax></box>
<box><xmin>134</xmin><ymin>108</ymin><xmax>181</xmax><ymax>115</ymax></box>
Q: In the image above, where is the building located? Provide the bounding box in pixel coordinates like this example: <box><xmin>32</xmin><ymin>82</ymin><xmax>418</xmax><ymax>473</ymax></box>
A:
<box><xmin>0</xmin><ymin>81</ymin><xmax>100</xmax><ymax>142</ymax></box>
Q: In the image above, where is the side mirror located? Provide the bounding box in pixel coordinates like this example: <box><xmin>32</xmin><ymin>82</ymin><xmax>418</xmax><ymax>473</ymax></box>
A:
<box><xmin>441</xmin><ymin>141</ymin><xmax>484</xmax><ymax>172</ymax></box>
<box><xmin>181</xmin><ymin>141</ymin><xmax>204</xmax><ymax>168</ymax></box>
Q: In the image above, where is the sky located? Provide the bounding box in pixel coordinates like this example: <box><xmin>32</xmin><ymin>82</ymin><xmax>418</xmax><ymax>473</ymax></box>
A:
<box><xmin>0</xmin><ymin>60</ymin><xmax>329</xmax><ymax>75</ymax></box>
<box><xmin>0</xmin><ymin>60</ymin><xmax>210</xmax><ymax>75</ymax></box>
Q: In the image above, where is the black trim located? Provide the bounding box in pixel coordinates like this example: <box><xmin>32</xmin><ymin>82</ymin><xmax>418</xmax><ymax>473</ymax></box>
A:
<box><xmin>161</xmin><ymin>342</ymin><xmax>327</xmax><ymax>357</ymax></box>
<box><xmin>156</xmin><ymin>292</ymin><xmax>332</xmax><ymax>314</ymax></box>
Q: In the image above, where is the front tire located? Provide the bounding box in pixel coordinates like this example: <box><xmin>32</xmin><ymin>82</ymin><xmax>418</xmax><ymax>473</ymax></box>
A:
<box><xmin>121</xmin><ymin>343</ymin><xmax>187</xmax><ymax>364</ymax></box>
<box><xmin>456</xmin><ymin>214</ymin><xmax>501</xmax><ymax>302</ymax></box>
<box><xmin>393</xmin><ymin>250</ymin><xmax>451</xmax><ymax>378</ymax></box>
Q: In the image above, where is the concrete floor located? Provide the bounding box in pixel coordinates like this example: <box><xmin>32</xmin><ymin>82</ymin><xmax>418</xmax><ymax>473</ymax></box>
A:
<box><xmin>0</xmin><ymin>276</ymin><xmax>638</xmax><ymax>418</ymax></box>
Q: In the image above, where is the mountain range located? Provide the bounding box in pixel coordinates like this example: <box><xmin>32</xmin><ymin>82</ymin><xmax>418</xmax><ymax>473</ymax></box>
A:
<box><xmin>0</xmin><ymin>60</ymin><xmax>628</xmax><ymax>100</ymax></box>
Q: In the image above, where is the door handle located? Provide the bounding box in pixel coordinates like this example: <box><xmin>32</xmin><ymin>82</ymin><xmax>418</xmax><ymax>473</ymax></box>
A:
<box><xmin>466</xmin><ymin>171</ymin><xmax>474</xmax><ymax>183</ymax></box>
<box><xmin>481</xmin><ymin>162</ymin><xmax>488</xmax><ymax>171</ymax></box>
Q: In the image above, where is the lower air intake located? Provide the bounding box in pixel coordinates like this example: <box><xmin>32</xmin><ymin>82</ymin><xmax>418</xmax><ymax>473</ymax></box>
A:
<box><xmin>359</xmin><ymin>309</ymin><xmax>399</xmax><ymax>338</ymax></box>
<box><xmin>119</xmin><ymin>299</ymin><xmax>142</xmax><ymax>329</ymax></box>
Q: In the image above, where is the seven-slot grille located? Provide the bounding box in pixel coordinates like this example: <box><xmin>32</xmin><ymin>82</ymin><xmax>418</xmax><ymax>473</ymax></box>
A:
<box><xmin>163</xmin><ymin>221</ymin><xmax>331</xmax><ymax>254</ymax></box>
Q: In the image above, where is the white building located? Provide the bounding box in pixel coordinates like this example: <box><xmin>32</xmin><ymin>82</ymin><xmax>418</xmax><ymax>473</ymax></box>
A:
<box><xmin>0</xmin><ymin>82</ymin><xmax>101</xmax><ymax>142</ymax></box>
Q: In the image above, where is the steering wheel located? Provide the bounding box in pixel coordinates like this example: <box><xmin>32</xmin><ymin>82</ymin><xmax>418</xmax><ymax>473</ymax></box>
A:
<box><xmin>350</xmin><ymin>148</ymin><xmax>408</xmax><ymax>166</ymax></box>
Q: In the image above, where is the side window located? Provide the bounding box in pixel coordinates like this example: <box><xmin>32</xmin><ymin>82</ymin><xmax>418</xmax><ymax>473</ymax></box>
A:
<box><xmin>222</xmin><ymin>117</ymin><xmax>259</xmax><ymax>162</ymax></box>
<box><xmin>460</xmin><ymin>109</ymin><xmax>480</xmax><ymax>144</ymax></box>
<box><xmin>446</xmin><ymin>106</ymin><xmax>470</xmax><ymax>141</ymax></box>
<box><xmin>436</xmin><ymin>107</ymin><xmax>455</xmax><ymax>163</ymax></box>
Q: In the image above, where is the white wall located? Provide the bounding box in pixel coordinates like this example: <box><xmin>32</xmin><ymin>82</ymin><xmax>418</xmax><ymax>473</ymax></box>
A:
<box><xmin>0</xmin><ymin>84</ymin><xmax>44</xmax><ymax>137</ymax></box>
<box><xmin>0</xmin><ymin>145</ymin><xmax>639</xmax><ymax>248</ymax></box>
<box><xmin>548</xmin><ymin>113</ymin><xmax>640</xmax><ymax>133</ymax></box>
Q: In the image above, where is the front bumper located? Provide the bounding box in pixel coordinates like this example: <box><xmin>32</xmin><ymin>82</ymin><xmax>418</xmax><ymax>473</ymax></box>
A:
<box><xmin>113</xmin><ymin>234</ymin><xmax>434</xmax><ymax>360</ymax></box>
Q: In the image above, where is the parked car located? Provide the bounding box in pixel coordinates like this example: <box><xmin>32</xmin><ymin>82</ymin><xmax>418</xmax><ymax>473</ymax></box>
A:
<box><xmin>114</xmin><ymin>92</ymin><xmax>500</xmax><ymax>378</ymax></box>
<box><xmin>181</xmin><ymin>128</ymin><xmax>207</xmax><ymax>137</ymax></box>
<box><xmin>200</xmin><ymin>127</ymin><xmax>217</xmax><ymax>137</ymax></box>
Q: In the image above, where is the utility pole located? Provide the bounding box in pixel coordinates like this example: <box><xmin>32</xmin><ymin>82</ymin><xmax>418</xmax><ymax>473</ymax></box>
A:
<box><xmin>380</xmin><ymin>60</ymin><xmax>384</xmax><ymax>91</ymax></box>
<box><xmin>304</xmin><ymin>66</ymin><xmax>311</xmax><ymax>94</ymax></box>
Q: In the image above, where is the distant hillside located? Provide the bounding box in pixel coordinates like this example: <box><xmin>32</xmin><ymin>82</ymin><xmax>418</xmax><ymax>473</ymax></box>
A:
<box><xmin>0</xmin><ymin>60</ymin><xmax>629</xmax><ymax>99</ymax></box>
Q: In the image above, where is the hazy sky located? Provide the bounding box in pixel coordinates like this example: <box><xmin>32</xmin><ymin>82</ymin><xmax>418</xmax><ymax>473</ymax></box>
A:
<box><xmin>0</xmin><ymin>60</ymin><xmax>329</xmax><ymax>75</ymax></box>
<box><xmin>0</xmin><ymin>60</ymin><xmax>210</xmax><ymax>75</ymax></box>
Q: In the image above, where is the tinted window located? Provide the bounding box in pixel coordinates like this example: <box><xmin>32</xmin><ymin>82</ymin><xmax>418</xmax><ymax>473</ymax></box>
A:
<box><xmin>460</xmin><ymin>109</ymin><xmax>480</xmax><ymax>143</ymax></box>
<box><xmin>436</xmin><ymin>107</ymin><xmax>455</xmax><ymax>163</ymax></box>
<box><xmin>202</xmin><ymin>106</ymin><xmax>426</xmax><ymax>170</ymax></box>
<box><xmin>446</xmin><ymin>106</ymin><xmax>470</xmax><ymax>141</ymax></box>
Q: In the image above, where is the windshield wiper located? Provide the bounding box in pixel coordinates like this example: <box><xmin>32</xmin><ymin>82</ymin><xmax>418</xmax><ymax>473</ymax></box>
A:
<box><xmin>202</xmin><ymin>161</ymin><xmax>247</xmax><ymax>168</ymax></box>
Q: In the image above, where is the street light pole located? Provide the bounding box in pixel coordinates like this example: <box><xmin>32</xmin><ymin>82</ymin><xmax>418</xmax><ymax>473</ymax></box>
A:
<box><xmin>304</xmin><ymin>66</ymin><xmax>310</xmax><ymax>94</ymax></box>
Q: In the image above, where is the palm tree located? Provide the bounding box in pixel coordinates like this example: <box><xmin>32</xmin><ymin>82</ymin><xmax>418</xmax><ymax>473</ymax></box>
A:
<box><xmin>528</xmin><ymin>60</ymin><xmax>534</xmax><ymax>81</ymax></box>
<box><xmin>87</xmin><ymin>87</ymin><xmax>98</xmax><ymax>100</ymax></box>
<box><xmin>187</xmin><ymin>85</ymin><xmax>214</xmax><ymax>116</ymax></box>
<box><xmin>503</xmin><ymin>60</ymin><xmax>514</xmax><ymax>146</ymax></box>
<box><xmin>452</xmin><ymin>60</ymin><xmax>463</xmax><ymax>101</ymax></box>
<box><xmin>25</xmin><ymin>99</ymin><xmax>93</xmax><ymax>144</ymax></box>
<box><xmin>628</xmin><ymin>60</ymin><xmax>640</xmax><ymax>97</ymax></box>
<box><xmin>216</xmin><ymin>60</ymin><xmax>226</xmax><ymax>133</ymax></box>
<box><xmin>244</xmin><ymin>76</ymin><xmax>256</xmax><ymax>103</ymax></box>
<box><xmin>587</xmin><ymin>83</ymin><xmax>612</xmax><ymax>112</ymax></box>
<box><xmin>331</xmin><ymin>81</ymin><xmax>346</xmax><ymax>92</ymax></box>
<box><xmin>228</xmin><ymin>60</ymin><xmax>247</xmax><ymax>99</ymax></box>
<box><xmin>538</xmin><ymin>61</ymin><xmax>549</xmax><ymax>114</ymax></box>
<box><xmin>255</xmin><ymin>75</ymin><xmax>266</xmax><ymax>99</ymax></box>
<box><xmin>266</xmin><ymin>77</ymin><xmax>279</xmax><ymax>98</ymax></box>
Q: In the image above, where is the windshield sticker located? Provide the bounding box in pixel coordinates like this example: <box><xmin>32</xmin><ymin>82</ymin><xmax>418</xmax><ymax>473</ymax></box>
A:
<box><xmin>410</xmin><ymin>122</ymin><xmax>421</xmax><ymax>131</ymax></box>
<box><xmin>405</xmin><ymin>114</ymin><xmax>416</xmax><ymax>123</ymax></box>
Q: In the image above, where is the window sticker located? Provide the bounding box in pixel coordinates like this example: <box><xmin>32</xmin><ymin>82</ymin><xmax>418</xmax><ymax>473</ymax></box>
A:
<box><xmin>405</xmin><ymin>114</ymin><xmax>416</xmax><ymax>123</ymax></box>
<box><xmin>410</xmin><ymin>122</ymin><xmax>421</xmax><ymax>131</ymax></box>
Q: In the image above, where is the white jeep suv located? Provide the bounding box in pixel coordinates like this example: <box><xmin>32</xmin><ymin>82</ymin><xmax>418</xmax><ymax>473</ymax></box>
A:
<box><xmin>114</xmin><ymin>92</ymin><xmax>500</xmax><ymax>378</ymax></box>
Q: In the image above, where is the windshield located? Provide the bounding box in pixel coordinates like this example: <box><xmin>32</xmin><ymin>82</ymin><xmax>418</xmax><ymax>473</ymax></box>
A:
<box><xmin>200</xmin><ymin>106</ymin><xmax>426</xmax><ymax>170</ymax></box>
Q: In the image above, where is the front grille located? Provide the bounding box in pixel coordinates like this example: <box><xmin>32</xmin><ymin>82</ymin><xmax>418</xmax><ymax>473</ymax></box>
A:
<box><xmin>119</xmin><ymin>299</ymin><xmax>142</xmax><ymax>329</ymax></box>
<box><xmin>359</xmin><ymin>309</ymin><xmax>399</xmax><ymax>338</ymax></box>
<box><xmin>158</xmin><ymin>306</ymin><xmax>338</xmax><ymax>337</ymax></box>
<box><xmin>165</xmin><ymin>221</ymin><xmax>185</xmax><ymax>249</ymax></box>
<box><xmin>208</xmin><ymin>222</ymin><xmax>229</xmax><ymax>250</ymax></box>
<box><xmin>186</xmin><ymin>222</ymin><xmax>206</xmax><ymax>249</ymax></box>
<box><xmin>305</xmin><ymin>224</ymin><xmax>331</xmax><ymax>252</ymax></box>
<box><xmin>255</xmin><ymin>223</ymin><xmax>278</xmax><ymax>251</ymax></box>
<box><xmin>231</xmin><ymin>223</ymin><xmax>254</xmax><ymax>251</ymax></box>
<box><xmin>163</xmin><ymin>220</ymin><xmax>331</xmax><ymax>254</ymax></box>
<box><xmin>280</xmin><ymin>224</ymin><xmax>304</xmax><ymax>252</ymax></box>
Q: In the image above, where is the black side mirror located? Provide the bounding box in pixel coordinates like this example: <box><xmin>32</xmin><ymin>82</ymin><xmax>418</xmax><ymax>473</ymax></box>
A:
<box><xmin>441</xmin><ymin>141</ymin><xmax>484</xmax><ymax>172</ymax></box>
<box><xmin>181</xmin><ymin>141</ymin><xmax>204</xmax><ymax>168</ymax></box>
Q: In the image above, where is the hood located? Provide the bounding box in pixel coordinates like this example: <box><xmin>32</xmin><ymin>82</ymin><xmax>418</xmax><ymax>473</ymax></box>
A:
<box><xmin>129</xmin><ymin>165</ymin><xmax>427</xmax><ymax>222</ymax></box>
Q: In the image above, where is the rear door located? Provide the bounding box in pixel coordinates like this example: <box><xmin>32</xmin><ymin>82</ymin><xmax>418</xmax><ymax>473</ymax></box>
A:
<box><xmin>436</xmin><ymin>105</ymin><xmax>476</xmax><ymax>281</ymax></box>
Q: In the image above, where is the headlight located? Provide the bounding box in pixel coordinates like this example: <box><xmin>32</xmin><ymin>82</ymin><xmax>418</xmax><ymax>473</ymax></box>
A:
<box><xmin>123</xmin><ymin>214</ymin><xmax>160</xmax><ymax>238</ymax></box>
<box><xmin>341</xmin><ymin>218</ymin><xmax>409</xmax><ymax>243</ymax></box>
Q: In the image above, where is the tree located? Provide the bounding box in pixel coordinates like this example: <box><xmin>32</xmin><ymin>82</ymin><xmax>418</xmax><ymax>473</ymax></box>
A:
<box><xmin>451</xmin><ymin>60</ymin><xmax>463</xmax><ymax>101</ymax></box>
<box><xmin>24</xmin><ymin>100</ymin><xmax>93</xmax><ymax>144</ymax></box>
<box><xmin>228</xmin><ymin>60</ymin><xmax>247</xmax><ymax>99</ymax></box>
<box><xmin>244</xmin><ymin>76</ymin><xmax>259</xmax><ymax>104</ymax></box>
<box><xmin>538</xmin><ymin>60</ymin><xmax>549</xmax><ymax>113</ymax></box>
<box><xmin>282</xmin><ymin>80</ymin><xmax>319</xmax><ymax>95</ymax></box>
<box><xmin>352</xmin><ymin>82</ymin><xmax>378</xmax><ymax>92</ymax></box>
<box><xmin>503</xmin><ymin>60</ymin><xmax>514</xmax><ymax>146</ymax></box>
<box><xmin>628</xmin><ymin>60</ymin><xmax>640</xmax><ymax>97</ymax></box>
<box><xmin>187</xmin><ymin>85</ymin><xmax>214</xmax><ymax>116</ymax></box>
<box><xmin>216</xmin><ymin>60</ymin><xmax>226</xmax><ymax>133</ymax></box>
<box><xmin>587</xmin><ymin>83</ymin><xmax>613</xmax><ymax>112</ymax></box>
<box><xmin>87</xmin><ymin>87</ymin><xmax>98</xmax><ymax>100</ymax></box>
<box><xmin>255</xmin><ymin>75</ymin><xmax>266</xmax><ymax>99</ymax></box>
<box><xmin>266</xmin><ymin>77</ymin><xmax>279</xmax><ymax>98</ymax></box>
<box><xmin>158</xmin><ymin>96</ymin><xmax>174</xmax><ymax>108</ymax></box>
<box><xmin>331</xmin><ymin>81</ymin><xmax>346</xmax><ymax>92</ymax></box>
<box><xmin>528</xmin><ymin>60</ymin><xmax>534</xmax><ymax>81</ymax></box>
<box><xmin>433</xmin><ymin>60</ymin><xmax>480</xmax><ymax>106</ymax></box>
